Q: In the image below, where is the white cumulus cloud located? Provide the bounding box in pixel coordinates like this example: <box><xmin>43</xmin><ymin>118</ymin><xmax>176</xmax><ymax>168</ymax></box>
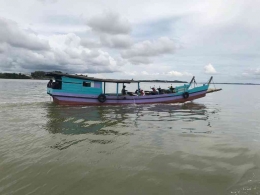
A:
<box><xmin>167</xmin><ymin>71</ymin><xmax>192</xmax><ymax>77</ymax></box>
<box><xmin>204</xmin><ymin>63</ymin><xmax>217</xmax><ymax>74</ymax></box>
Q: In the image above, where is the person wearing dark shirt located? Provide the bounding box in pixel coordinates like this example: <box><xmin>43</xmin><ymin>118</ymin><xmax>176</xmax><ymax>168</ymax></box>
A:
<box><xmin>47</xmin><ymin>79</ymin><xmax>53</xmax><ymax>88</ymax></box>
<box><xmin>121</xmin><ymin>85</ymin><xmax>127</xmax><ymax>95</ymax></box>
<box><xmin>169</xmin><ymin>85</ymin><xmax>174</xmax><ymax>93</ymax></box>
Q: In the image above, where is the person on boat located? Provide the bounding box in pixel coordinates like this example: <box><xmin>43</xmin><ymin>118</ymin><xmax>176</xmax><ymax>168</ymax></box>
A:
<box><xmin>157</xmin><ymin>87</ymin><xmax>163</xmax><ymax>94</ymax></box>
<box><xmin>151</xmin><ymin>86</ymin><xmax>158</xmax><ymax>95</ymax></box>
<box><xmin>169</xmin><ymin>85</ymin><xmax>174</xmax><ymax>93</ymax></box>
<box><xmin>140</xmin><ymin>89</ymin><xmax>145</xmax><ymax>96</ymax></box>
<box><xmin>121</xmin><ymin>85</ymin><xmax>127</xmax><ymax>95</ymax></box>
<box><xmin>47</xmin><ymin>79</ymin><xmax>53</xmax><ymax>88</ymax></box>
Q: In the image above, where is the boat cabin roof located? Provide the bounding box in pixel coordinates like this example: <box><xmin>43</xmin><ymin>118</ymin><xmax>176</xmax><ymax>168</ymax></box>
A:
<box><xmin>45</xmin><ymin>72</ymin><xmax>187</xmax><ymax>84</ymax></box>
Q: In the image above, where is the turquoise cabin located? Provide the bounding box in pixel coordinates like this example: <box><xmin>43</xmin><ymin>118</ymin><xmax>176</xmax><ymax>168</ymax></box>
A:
<box><xmin>47</xmin><ymin>75</ymin><xmax>103</xmax><ymax>95</ymax></box>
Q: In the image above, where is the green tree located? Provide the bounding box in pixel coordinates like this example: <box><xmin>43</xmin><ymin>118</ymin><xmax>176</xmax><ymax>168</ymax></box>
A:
<box><xmin>31</xmin><ymin>71</ymin><xmax>46</xmax><ymax>79</ymax></box>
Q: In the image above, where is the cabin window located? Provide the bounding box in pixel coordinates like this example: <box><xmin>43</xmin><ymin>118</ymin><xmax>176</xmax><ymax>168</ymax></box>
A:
<box><xmin>83</xmin><ymin>82</ymin><xmax>91</xmax><ymax>87</ymax></box>
<box><xmin>51</xmin><ymin>77</ymin><xmax>62</xmax><ymax>90</ymax></box>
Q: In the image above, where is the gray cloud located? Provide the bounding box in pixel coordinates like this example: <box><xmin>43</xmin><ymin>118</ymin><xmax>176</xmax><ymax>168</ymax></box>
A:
<box><xmin>87</xmin><ymin>12</ymin><xmax>131</xmax><ymax>35</ymax></box>
<box><xmin>80</xmin><ymin>34</ymin><xmax>132</xmax><ymax>49</ymax></box>
<box><xmin>125</xmin><ymin>56</ymin><xmax>151</xmax><ymax>65</ymax></box>
<box><xmin>99</xmin><ymin>34</ymin><xmax>132</xmax><ymax>48</ymax></box>
<box><xmin>121</xmin><ymin>37</ymin><xmax>177</xmax><ymax>64</ymax></box>
<box><xmin>0</xmin><ymin>43</ymin><xmax>6</xmax><ymax>53</ymax></box>
<box><xmin>0</xmin><ymin>45</ymin><xmax>122</xmax><ymax>73</ymax></box>
<box><xmin>0</xmin><ymin>19</ymin><xmax>124</xmax><ymax>74</ymax></box>
<box><xmin>80</xmin><ymin>38</ymin><xmax>101</xmax><ymax>48</ymax></box>
<box><xmin>1</xmin><ymin>0</ymin><xmax>260</xmax><ymax>82</ymax></box>
<box><xmin>0</xmin><ymin>17</ymin><xmax>50</xmax><ymax>51</ymax></box>
<box><xmin>38</xmin><ymin>0</ymin><xmax>58</xmax><ymax>4</ymax></box>
<box><xmin>242</xmin><ymin>68</ymin><xmax>260</xmax><ymax>78</ymax></box>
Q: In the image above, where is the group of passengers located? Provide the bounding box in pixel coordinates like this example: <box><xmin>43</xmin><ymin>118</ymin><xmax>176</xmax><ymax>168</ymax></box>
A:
<box><xmin>121</xmin><ymin>85</ymin><xmax>145</xmax><ymax>96</ymax></box>
<box><xmin>121</xmin><ymin>85</ymin><xmax>175</xmax><ymax>96</ymax></box>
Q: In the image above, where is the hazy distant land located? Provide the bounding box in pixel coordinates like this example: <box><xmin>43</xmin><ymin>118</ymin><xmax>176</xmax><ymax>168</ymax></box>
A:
<box><xmin>213</xmin><ymin>83</ymin><xmax>260</xmax><ymax>85</ymax></box>
<box><xmin>1</xmin><ymin>72</ymin><xmax>259</xmax><ymax>85</ymax></box>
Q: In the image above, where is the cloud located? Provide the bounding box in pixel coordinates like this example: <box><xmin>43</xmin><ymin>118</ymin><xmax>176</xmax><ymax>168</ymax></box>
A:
<box><xmin>38</xmin><ymin>0</ymin><xmax>58</xmax><ymax>3</ymax></box>
<box><xmin>80</xmin><ymin>38</ymin><xmax>101</xmax><ymax>48</ymax></box>
<box><xmin>123</xmin><ymin>70</ymin><xmax>191</xmax><ymax>77</ymax></box>
<box><xmin>85</xmin><ymin>12</ymin><xmax>133</xmax><ymax>49</ymax></box>
<box><xmin>0</xmin><ymin>43</ymin><xmax>6</xmax><ymax>53</ymax></box>
<box><xmin>0</xmin><ymin>18</ymin><xmax>124</xmax><ymax>73</ymax></box>
<box><xmin>87</xmin><ymin>12</ymin><xmax>131</xmax><ymax>35</ymax></box>
<box><xmin>167</xmin><ymin>71</ymin><xmax>192</xmax><ymax>77</ymax></box>
<box><xmin>124</xmin><ymin>71</ymin><xmax>137</xmax><ymax>76</ymax></box>
<box><xmin>242</xmin><ymin>68</ymin><xmax>260</xmax><ymax>78</ymax></box>
<box><xmin>2</xmin><ymin>1</ymin><xmax>260</xmax><ymax>82</ymax></box>
<box><xmin>204</xmin><ymin>63</ymin><xmax>217</xmax><ymax>74</ymax></box>
<box><xmin>121</xmin><ymin>37</ymin><xmax>177</xmax><ymax>64</ymax></box>
<box><xmin>251</xmin><ymin>68</ymin><xmax>260</xmax><ymax>75</ymax></box>
<box><xmin>124</xmin><ymin>56</ymin><xmax>151</xmax><ymax>64</ymax></box>
<box><xmin>0</xmin><ymin>17</ymin><xmax>50</xmax><ymax>51</ymax></box>
<box><xmin>99</xmin><ymin>34</ymin><xmax>132</xmax><ymax>48</ymax></box>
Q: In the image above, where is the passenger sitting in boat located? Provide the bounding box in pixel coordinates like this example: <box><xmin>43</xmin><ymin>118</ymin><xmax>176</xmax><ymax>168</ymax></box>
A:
<box><xmin>47</xmin><ymin>79</ymin><xmax>53</xmax><ymax>88</ymax></box>
<box><xmin>121</xmin><ymin>85</ymin><xmax>127</xmax><ymax>95</ymax></box>
<box><xmin>51</xmin><ymin>81</ymin><xmax>61</xmax><ymax>89</ymax></box>
<box><xmin>169</xmin><ymin>85</ymin><xmax>175</xmax><ymax>93</ymax></box>
<box><xmin>157</xmin><ymin>87</ymin><xmax>163</xmax><ymax>94</ymax></box>
<box><xmin>140</xmin><ymin>89</ymin><xmax>145</xmax><ymax>96</ymax></box>
<box><xmin>151</xmin><ymin>87</ymin><xmax>158</xmax><ymax>95</ymax></box>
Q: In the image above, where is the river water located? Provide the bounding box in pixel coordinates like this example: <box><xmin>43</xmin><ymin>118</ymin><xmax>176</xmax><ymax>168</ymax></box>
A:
<box><xmin>0</xmin><ymin>79</ymin><xmax>260</xmax><ymax>195</ymax></box>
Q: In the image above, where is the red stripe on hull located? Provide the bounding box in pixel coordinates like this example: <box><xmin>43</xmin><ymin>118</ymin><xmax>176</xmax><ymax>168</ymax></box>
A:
<box><xmin>52</xmin><ymin>93</ymin><xmax>206</xmax><ymax>106</ymax></box>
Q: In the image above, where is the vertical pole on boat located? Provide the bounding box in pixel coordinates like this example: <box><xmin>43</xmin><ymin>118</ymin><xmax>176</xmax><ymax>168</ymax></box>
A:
<box><xmin>189</xmin><ymin>76</ymin><xmax>195</xmax><ymax>86</ymax></box>
<box><xmin>104</xmin><ymin>82</ymin><xmax>106</xmax><ymax>94</ymax></box>
<box><xmin>208</xmin><ymin>76</ymin><xmax>213</xmax><ymax>85</ymax></box>
<box><xmin>137</xmin><ymin>82</ymin><xmax>140</xmax><ymax>96</ymax></box>
<box><xmin>116</xmin><ymin>83</ymin><xmax>119</xmax><ymax>97</ymax></box>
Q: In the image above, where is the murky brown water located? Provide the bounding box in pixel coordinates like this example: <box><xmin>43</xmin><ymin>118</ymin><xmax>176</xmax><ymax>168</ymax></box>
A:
<box><xmin>1</xmin><ymin>79</ymin><xmax>260</xmax><ymax>195</ymax></box>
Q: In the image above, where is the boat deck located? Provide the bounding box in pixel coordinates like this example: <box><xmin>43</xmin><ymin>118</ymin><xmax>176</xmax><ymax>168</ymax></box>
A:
<box><xmin>207</xmin><ymin>88</ymin><xmax>222</xmax><ymax>93</ymax></box>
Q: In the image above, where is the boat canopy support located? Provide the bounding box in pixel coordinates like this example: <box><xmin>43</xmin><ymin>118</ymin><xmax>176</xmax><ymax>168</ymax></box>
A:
<box><xmin>116</xmin><ymin>83</ymin><xmax>119</xmax><ymax>97</ymax></box>
<box><xmin>104</xmin><ymin>82</ymin><xmax>106</xmax><ymax>94</ymax></box>
<box><xmin>138</xmin><ymin>82</ymin><xmax>140</xmax><ymax>95</ymax></box>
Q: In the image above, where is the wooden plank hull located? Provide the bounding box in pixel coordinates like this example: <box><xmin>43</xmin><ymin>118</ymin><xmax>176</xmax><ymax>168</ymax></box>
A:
<box><xmin>51</xmin><ymin>90</ymin><xmax>207</xmax><ymax>105</ymax></box>
<box><xmin>207</xmin><ymin>88</ymin><xmax>222</xmax><ymax>93</ymax></box>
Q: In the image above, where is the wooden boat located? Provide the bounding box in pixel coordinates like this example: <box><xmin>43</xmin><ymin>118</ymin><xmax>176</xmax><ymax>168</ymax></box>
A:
<box><xmin>46</xmin><ymin>72</ymin><xmax>221</xmax><ymax>105</ymax></box>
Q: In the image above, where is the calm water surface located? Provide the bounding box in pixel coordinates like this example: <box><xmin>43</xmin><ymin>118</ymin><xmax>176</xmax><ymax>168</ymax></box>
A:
<box><xmin>0</xmin><ymin>79</ymin><xmax>260</xmax><ymax>195</ymax></box>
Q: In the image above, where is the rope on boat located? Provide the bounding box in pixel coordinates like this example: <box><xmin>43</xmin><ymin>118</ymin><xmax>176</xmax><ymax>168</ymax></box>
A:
<box><xmin>206</xmin><ymin>77</ymin><xmax>222</xmax><ymax>93</ymax></box>
<box><xmin>193</xmin><ymin>78</ymin><xmax>197</xmax><ymax>88</ymax></box>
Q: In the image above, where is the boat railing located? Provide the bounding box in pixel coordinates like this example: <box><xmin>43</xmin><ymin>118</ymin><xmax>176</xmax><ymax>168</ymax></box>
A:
<box><xmin>174</xmin><ymin>84</ymin><xmax>190</xmax><ymax>93</ymax></box>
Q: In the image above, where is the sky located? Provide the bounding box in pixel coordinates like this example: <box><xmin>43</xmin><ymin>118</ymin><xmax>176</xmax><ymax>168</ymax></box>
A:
<box><xmin>0</xmin><ymin>0</ymin><xmax>259</xmax><ymax>82</ymax></box>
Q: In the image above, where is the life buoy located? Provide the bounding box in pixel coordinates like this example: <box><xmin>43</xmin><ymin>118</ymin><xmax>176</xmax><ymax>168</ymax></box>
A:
<box><xmin>98</xmin><ymin>94</ymin><xmax>106</xmax><ymax>103</ymax></box>
<box><xmin>182</xmin><ymin>92</ymin><xmax>189</xmax><ymax>99</ymax></box>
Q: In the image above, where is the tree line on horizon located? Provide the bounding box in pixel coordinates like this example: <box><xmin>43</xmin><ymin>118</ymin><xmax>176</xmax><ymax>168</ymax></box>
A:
<box><xmin>0</xmin><ymin>71</ymin><xmax>63</xmax><ymax>79</ymax></box>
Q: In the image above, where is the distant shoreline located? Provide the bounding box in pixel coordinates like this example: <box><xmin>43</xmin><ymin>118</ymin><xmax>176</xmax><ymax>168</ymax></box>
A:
<box><xmin>1</xmin><ymin>78</ymin><xmax>260</xmax><ymax>85</ymax></box>
<box><xmin>211</xmin><ymin>83</ymin><xmax>260</xmax><ymax>85</ymax></box>
<box><xmin>0</xmin><ymin>78</ymin><xmax>49</xmax><ymax>80</ymax></box>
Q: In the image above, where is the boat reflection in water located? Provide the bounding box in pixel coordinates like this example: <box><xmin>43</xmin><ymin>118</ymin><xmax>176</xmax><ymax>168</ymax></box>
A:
<box><xmin>45</xmin><ymin>102</ymin><xmax>215</xmax><ymax>150</ymax></box>
<box><xmin>45</xmin><ymin>104</ymin><xmax>136</xmax><ymax>135</ymax></box>
<box><xmin>45</xmin><ymin>102</ymin><xmax>211</xmax><ymax>134</ymax></box>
